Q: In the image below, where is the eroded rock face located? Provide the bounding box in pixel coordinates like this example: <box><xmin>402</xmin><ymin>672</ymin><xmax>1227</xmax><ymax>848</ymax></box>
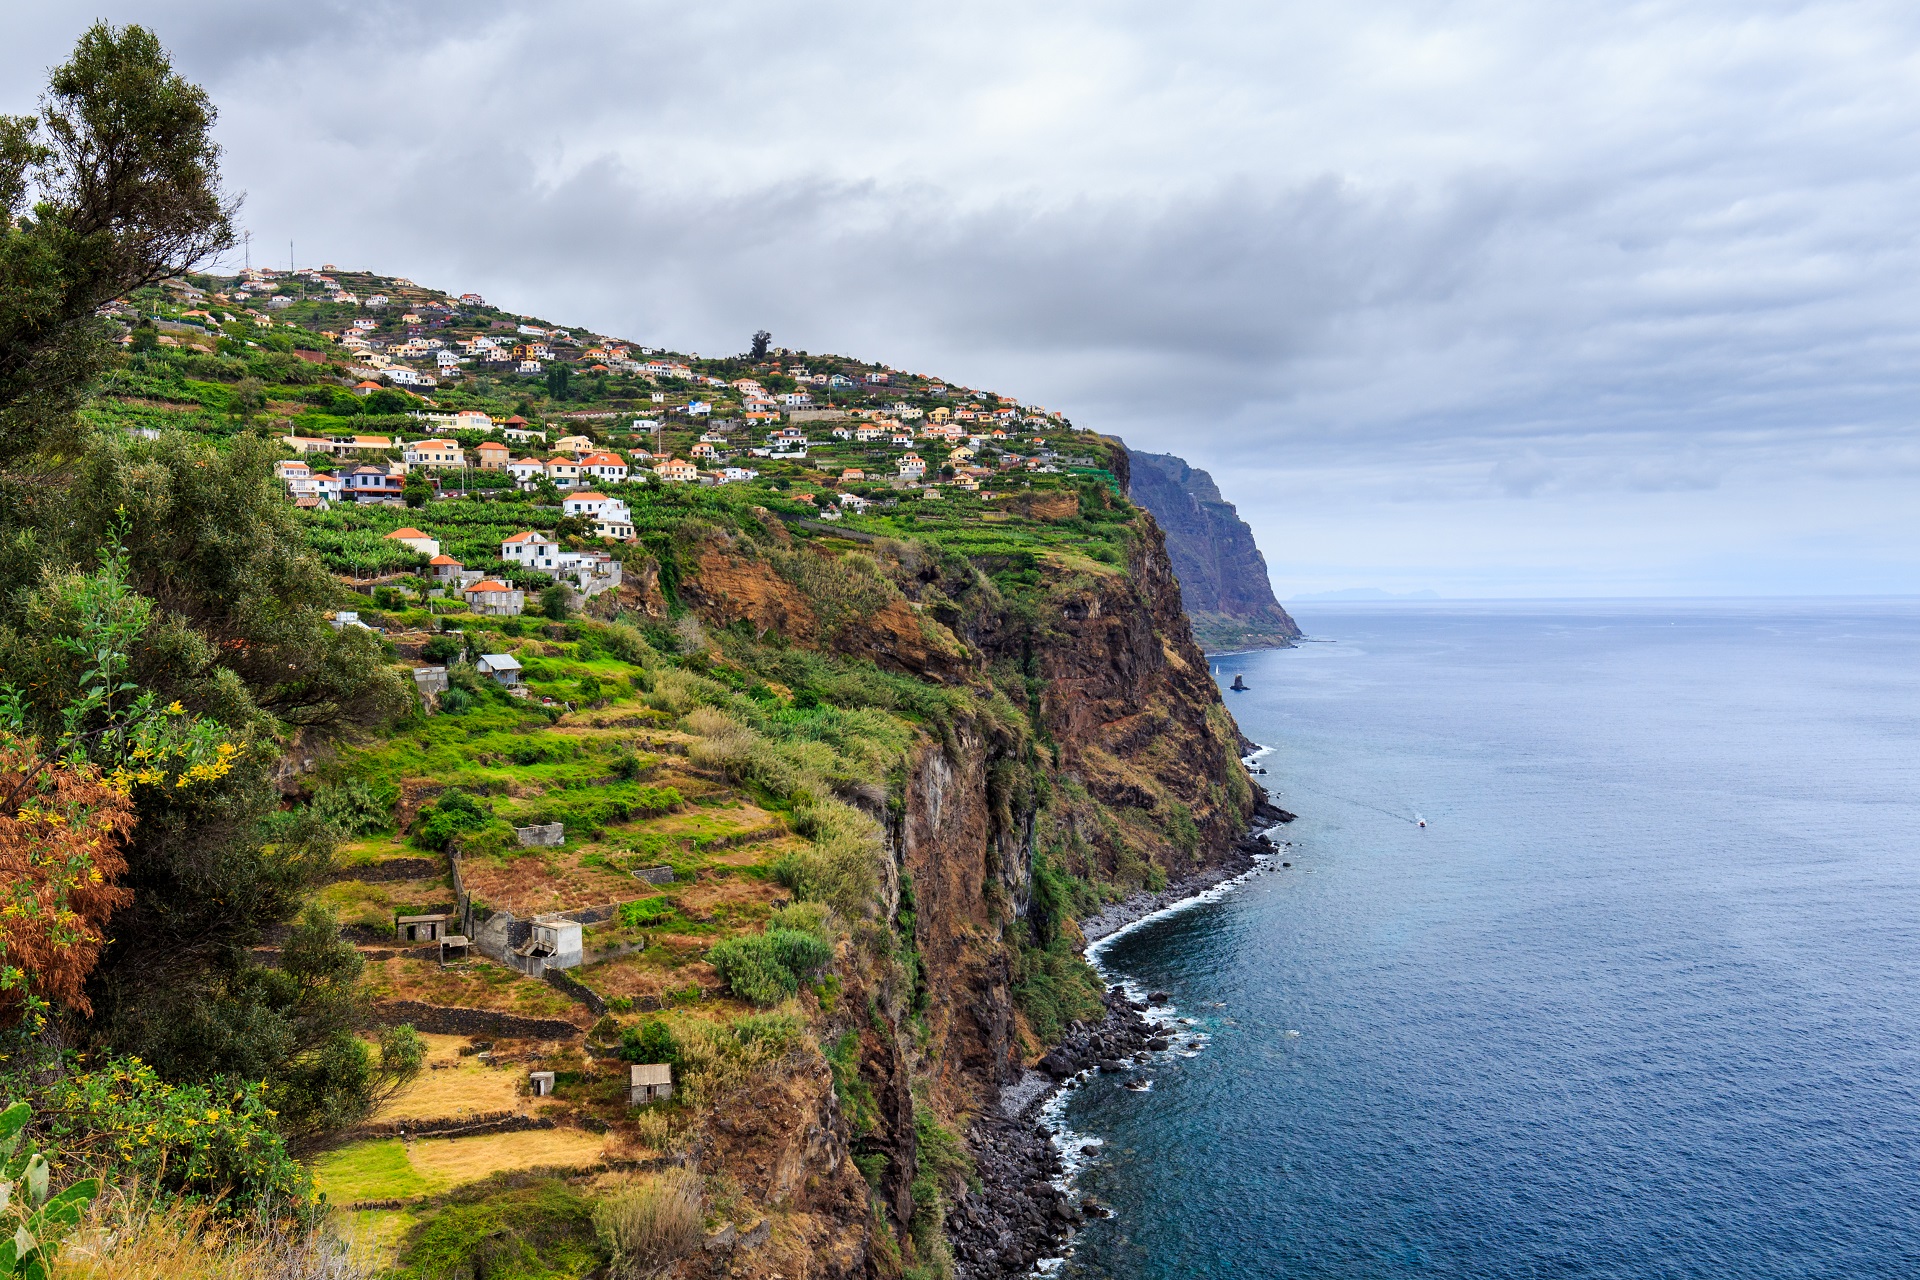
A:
<box><xmin>686</xmin><ymin>1058</ymin><xmax>872</xmax><ymax>1280</ymax></box>
<box><xmin>669</xmin><ymin>484</ymin><xmax>1263</xmax><ymax>1278</ymax></box>
<box><xmin>1126</xmin><ymin>448</ymin><xmax>1301</xmax><ymax>652</ymax></box>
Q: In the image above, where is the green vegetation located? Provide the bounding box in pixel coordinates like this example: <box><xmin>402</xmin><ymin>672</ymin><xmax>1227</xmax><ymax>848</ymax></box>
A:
<box><xmin>0</xmin><ymin>22</ymin><xmax>1256</xmax><ymax>1279</ymax></box>
<box><xmin>392</xmin><ymin>1178</ymin><xmax>601</xmax><ymax>1280</ymax></box>
<box><xmin>310</xmin><ymin>1138</ymin><xmax>441</xmax><ymax>1204</ymax></box>
<box><xmin>705</xmin><ymin>928</ymin><xmax>833</xmax><ymax>1006</ymax></box>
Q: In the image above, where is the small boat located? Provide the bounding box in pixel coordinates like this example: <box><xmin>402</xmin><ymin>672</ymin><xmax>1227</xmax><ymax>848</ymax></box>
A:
<box><xmin>1416</xmin><ymin>814</ymin><xmax>1427</xmax><ymax>828</ymax></box>
<box><xmin>1230</xmin><ymin>674</ymin><xmax>1248</xmax><ymax>692</ymax></box>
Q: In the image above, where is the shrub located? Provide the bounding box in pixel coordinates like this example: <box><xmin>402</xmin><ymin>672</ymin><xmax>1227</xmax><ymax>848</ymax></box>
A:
<box><xmin>593</xmin><ymin>1168</ymin><xmax>703</xmax><ymax>1280</ymax></box>
<box><xmin>618</xmin><ymin>897</ymin><xmax>675</xmax><ymax>929</ymax></box>
<box><xmin>705</xmin><ymin>934</ymin><xmax>796</xmax><ymax>1006</ymax></box>
<box><xmin>411</xmin><ymin>790</ymin><xmax>491</xmax><ymax>851</ymax></box>
<box><xmin>706</xmin><ymin>927</ymin><xmax>832</xmax><ymax>1006</ymax></box>
<box><xmin>420</xmin><ymin>635</ymin><xmax>462</xmax><ymax>664</ymax></box>
<box><xmin>826</xmin><ymin>1032</ymin><xmax>878</xmax><ymax>1139</ymax></box>
<box><xmin>309</xmin><ymin>779</ymin><xmax>396</xmax><ymax>835</ymax></box>
<box><xmin>768</xmin><ymin>928</ymin><xmax>832</xmax><ymax>979</ymax></box>
<box><xmin>617</xmin><ymin>1019</ymin><xmax>678</xmax><ymax>1068</ymax></box>
<box><xmin>29</xmin><ymin>1058</ymin><xmax>310</xmax><ymax>1217</ymax></box>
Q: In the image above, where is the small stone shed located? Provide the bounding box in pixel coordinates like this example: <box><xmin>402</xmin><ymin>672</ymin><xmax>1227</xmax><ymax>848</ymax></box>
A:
<box><xmin>630</xmin><ymin>1063</ymin><xmax>672</xmax><ymax>1105</ymax></box>
<box><xmin>396</xmin><ymin>913</ymin><xmax>453</xmax><ymax>943</ymax></box>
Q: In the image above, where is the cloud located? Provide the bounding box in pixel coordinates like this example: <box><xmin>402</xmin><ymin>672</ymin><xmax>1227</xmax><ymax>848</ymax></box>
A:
<box><xmin>6</xmin><ymin>0</ymin><xmax>1920</xmax><ymax>593</ymax></box>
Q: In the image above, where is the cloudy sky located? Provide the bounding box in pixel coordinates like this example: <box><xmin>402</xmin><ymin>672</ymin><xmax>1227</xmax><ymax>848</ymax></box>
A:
<box><xmin>9</xmin><ymin>1</ymin><xmax>1920</xmax><ymax>596</ymax></box>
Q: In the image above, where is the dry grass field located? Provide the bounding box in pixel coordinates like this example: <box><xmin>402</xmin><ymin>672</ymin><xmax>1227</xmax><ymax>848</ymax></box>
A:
<box><xmin>373</xmin><ymin>1033</ymin><xmax>526</xmax><ymax>1121</ymax></box>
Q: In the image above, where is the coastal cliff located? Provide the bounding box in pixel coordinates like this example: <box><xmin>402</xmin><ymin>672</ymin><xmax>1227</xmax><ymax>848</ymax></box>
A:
<box><xmin>652</xmin><ymin>440</ymin><xmax>1265</xmax><ymax>1277</ymax></box>
<box><xmin>1125</xmin><ymin>448</ymin><xmax>1302</xmax><ymax>651</ymax></box>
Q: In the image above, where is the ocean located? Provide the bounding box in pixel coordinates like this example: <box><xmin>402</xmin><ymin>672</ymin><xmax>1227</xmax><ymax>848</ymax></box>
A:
<box><xmin>1050</xmin><ymin>600</ymin><xmax>1920</xmax><ymax>1279</ymax></box>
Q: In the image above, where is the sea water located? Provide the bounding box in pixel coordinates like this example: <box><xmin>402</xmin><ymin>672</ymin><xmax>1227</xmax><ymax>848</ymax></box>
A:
<box><xmin>1053</xmin><ymin>600</ymin><xmax>1920</xmax><ymax>1279</ymax></box>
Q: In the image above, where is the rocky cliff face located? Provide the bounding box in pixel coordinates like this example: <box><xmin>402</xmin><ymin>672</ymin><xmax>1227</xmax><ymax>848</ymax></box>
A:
<box><xmin>1124</xmin><ymin>448</ymin><xmax>1302</xmax><ymax>652</ymax></box>
<box><xmin>665</xmin><ymin>463</ymin><xmax>1263</xmax><ymax>1277</ymax></box>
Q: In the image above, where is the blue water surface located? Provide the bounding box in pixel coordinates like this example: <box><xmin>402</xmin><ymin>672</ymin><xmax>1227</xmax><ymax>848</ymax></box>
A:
<box><xmin>1057</xmin><ymin>600</ymin><xmax>1920</xmax><ymax>1280</ymax></box>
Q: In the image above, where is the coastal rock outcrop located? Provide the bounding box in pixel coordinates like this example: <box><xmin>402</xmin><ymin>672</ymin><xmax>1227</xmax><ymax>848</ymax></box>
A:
<box><xmin>1125</xmin><ymin>447</ymin><xmax>1302</xmax><ymax>652</ymax></box>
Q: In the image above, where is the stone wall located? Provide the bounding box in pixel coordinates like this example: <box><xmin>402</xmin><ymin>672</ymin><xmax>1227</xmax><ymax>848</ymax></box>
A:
<box><xmin>371</xmin><ymin>999</ymin><xmax>581</xmax><ymax>1040</ymax></box>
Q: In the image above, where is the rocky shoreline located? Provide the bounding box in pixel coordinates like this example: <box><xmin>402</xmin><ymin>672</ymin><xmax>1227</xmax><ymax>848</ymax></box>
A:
<box><xmin>948</xmin><ymin>800</ymin><xmax>1294</xmax><ymax>1277</ymax></box>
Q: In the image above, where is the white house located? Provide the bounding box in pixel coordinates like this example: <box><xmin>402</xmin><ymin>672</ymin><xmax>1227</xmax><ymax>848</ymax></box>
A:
<box><xmin>579</xmin><ymin>451</ymin><xmax>628</xmax><ymax>483</ymax></box>
<box><xmin>403</xmin><ymin>440</ymin><xmax>465</xmax><ymax>470</ymax></box>
<box><xmin>507</xmin><ymin>456</ymin><xmax>546</xmax><ymax>487</ymax></box>
<box><xmin>563</xmin><ymin>492</ymin><xmax>635</xmax><ymax>539</ymax></box>
<box><xmin>897</xmin><ymin>453</ymin><xmax>927</xmax><ymax>478</ymax></box>
<box><xmin>384</xmin><ymin>527</ymin><xmax>440</xmax><ymax>557</ymax></box>
<box><xmin>501</xmin><ymin>531</ymin><xmax>561</xmax><ymax>571</ymax></box>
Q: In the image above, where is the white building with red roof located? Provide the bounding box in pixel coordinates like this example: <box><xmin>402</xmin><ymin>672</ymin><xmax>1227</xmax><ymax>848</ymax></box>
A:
<box><xmin>501</xmin><ymin>531</ymin><xmax>560</xmax><ymax>571</ymax></box>
<box><xmin>384</xmin><ymin>527</ymin><xmax>440</xmax><ymax>557</ymax></box>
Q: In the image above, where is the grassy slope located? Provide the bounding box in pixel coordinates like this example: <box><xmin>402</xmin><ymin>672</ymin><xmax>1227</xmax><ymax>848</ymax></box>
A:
<box><xmin>112</xmin><ymin>271</ymin><xmax>1241</xmax><ymax>1278</ymax></box>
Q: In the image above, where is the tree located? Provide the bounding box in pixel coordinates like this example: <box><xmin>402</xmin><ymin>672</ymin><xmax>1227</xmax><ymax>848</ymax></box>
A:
<box><xmin>403</xmin><ymin>469</ymin><xmax>430</xmax><ymax>508</ymax></box>
<box><xmin>539</xmin><ymin>584</ymin><xmax>571</xmax><ymax>620</ymax></box>
<box><xmin>228</xmin><ymin>375</ymin><xmax>265</xmax><ymax>423</ymax></box>
<box><xmin>0</xmin><ymin>738</ymin><xmax>134</xmax><ymax>1024</ymax></box>
<box><xmin>364</xmin><ymin>386</ymin><xmax>412</xmax><ymax>415</ymax></box>
<box><xmin>0</xmin><ymin>23</ymin><xmax>235</xmax><ymax>467</ymax></box>
<box><xmin>545</xmin><ymin>363</ymin><xmax>571</xmax><ymax>399</ymax></box>
<box><xmin>750</xmin><ymin>329</ymin><xmax>771</xmax><ymax>361</ymax></box>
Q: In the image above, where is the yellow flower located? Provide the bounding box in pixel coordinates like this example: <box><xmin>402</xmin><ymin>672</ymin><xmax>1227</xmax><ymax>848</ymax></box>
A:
<box><xmin>166</xmin><ymin>701</ymin><xmax>185</xmax><ymax>715</ymax></box>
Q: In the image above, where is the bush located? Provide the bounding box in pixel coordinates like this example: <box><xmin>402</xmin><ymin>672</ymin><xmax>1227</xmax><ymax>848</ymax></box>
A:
<box><xmin>539</xmin><ymin>584</ymin><xmax>570</xmax><ymax>620</ymax></box>
<box><xmin>618</xmin><ymin>897</ymin><xmax>675</xmax><ymax>929</ymax></box>
<box><xmin>705</xmin><ymin>934</ymin><xmax>797</xmax><ymax>1006</ymax></box>
<box><xmin>768</xmin><ymin>928</ymin><xmax>832</xmax><ymax>978</ymax></box>
<box><xmin>310</xmin><ymin>779</ymin><xmax>397</xmax><ymax>835</ymax></box>
<box><xmin>593</xmin><ymin>1168</ymin><xmax>703</xmax><ymax>1280</ymax></box>
<box><xmin>29</xmin><ymin>1058</ymin><xmax>311</xmax><ymax>1217</ymax></box>
<box><xmin>705</xmin><ymin>928</ymin><xmax>832</xmax><ymax>1006</ymax></box>
<box><xmin>420</xmin><ymin>635</ymin><xmax>462</xmax><ymax>664</ymax></box>
<box><xmin>411</xmin><ymin>790</ymin><xmax>492</xmax><ymax>851</ymax></box>
<box><xmin>617</xmin><ymin>1018</ymin><xmax>678</xmax><ymax>1068</ymax></box>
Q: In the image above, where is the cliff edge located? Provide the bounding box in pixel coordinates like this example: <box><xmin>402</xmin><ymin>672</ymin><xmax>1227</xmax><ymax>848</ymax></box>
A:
<box><xmin>1125</xmin><ymin>448</ymin><xmax>1302</xmax><ymax>651</ymax></box>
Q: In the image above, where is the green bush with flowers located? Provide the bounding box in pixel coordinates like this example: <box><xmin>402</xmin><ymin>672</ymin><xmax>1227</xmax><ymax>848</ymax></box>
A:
<box><xmin>28</xmin><ymin>1056</ymin><xmax>312</xmax><ymax>1218</ymax></box>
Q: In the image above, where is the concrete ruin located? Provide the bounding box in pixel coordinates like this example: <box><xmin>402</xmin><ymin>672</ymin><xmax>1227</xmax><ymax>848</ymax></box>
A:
<box><xmin>396</xmin><ymin>913</ymin><xmax>453</xmax><ymax>943</ymax></box>
<box><xmin>516</xmin><ymin>822</ymin><xmax>565</xmax><ymax>847</ymax></box>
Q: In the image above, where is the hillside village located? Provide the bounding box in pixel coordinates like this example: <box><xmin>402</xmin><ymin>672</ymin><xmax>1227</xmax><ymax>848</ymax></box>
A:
<box><xmin>44</xmin><ymin>263</ymin><xmax>1261</xmax><ymax>1278</ymax></box>
<box><xmin>103</xmin><ymin>267</ymin><xmax>1111</xmax><ymax>618</ymax></box>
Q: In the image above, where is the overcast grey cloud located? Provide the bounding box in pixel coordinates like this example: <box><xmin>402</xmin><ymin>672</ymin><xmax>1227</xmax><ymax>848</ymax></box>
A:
<box><xmin>7</xmin><ymin>0</ymin><xmax>1919</xmax><ymax>595</ymax></box>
